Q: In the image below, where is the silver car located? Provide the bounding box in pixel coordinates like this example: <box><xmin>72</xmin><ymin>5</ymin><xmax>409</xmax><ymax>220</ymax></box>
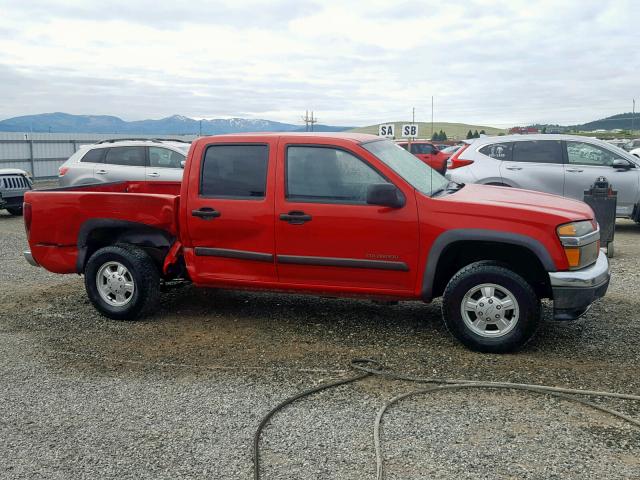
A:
<box><xmin>1</xmin><ymin>168</ymin><xmax>32</xmax><ymax>215</ymax></box>
<box><xmin>58</xmin><ymin>139</ymin><xmax>190</xmax><ymax>187</ymax></box>
<box><xmin>446</xmin><ymin>134</ymin><xmax>640</xmax><ymax>220</ymax></box>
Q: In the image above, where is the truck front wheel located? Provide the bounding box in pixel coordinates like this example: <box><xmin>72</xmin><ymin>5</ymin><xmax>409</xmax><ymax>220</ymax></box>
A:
<box><xmin>442</xmin><ymin>262</ymin><xmax>541</xmax><ymax>353</ymax></box>
<box><xmin>84</xmin><ymin>245</ymin><xmax>160</xmax><ymax>320</ymax></box>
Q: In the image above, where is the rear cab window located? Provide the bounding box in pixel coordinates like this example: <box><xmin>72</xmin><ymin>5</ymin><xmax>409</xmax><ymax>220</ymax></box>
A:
<box><xmin>200</xmin><ymin>144</ymin><xmax>269</xmax><ymax>199</ymax></box>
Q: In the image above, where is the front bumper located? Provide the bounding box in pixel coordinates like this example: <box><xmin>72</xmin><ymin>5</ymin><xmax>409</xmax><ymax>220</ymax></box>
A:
<box><xmin>549</xmin><ymin>250</ymin><xmax>610</xmax><ymax>321</ymax></box>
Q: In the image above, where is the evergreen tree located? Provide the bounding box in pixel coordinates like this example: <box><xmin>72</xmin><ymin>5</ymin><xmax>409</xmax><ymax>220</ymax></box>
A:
<box><xmin>431</xmin><ymin>132</ymin><xmax>439</xmax><ymax>141</ymax></box>
<box><xmin>473</xmin><ymin>130</ymin><xmax>480</xmax><ymax>138</ymax></box>
<box><xmin>479</xmin><ymin>129</ymin><xmax>486</xmax><ymax>135</ymax></box>
<box><xmin>466</xmin><ymin>130</ymin><xmax>474</xmax><ymax>139</ymax></box>
<box><xmin>440</xmin><ymin>130</ymin><xmax>447</xmax><ymax>141</ymax></box>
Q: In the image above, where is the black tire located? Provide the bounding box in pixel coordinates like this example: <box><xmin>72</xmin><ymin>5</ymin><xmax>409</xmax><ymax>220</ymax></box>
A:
<box><xmin>442</xmin><ymin>262</ymin><xmax>541</xmax><ymax>353</ymax></box>
<box><xmin>6</xmin><ymin>206</ymin><xmax>23</xmax><ymax>216</ymax></box>
<box><xmin>84</xmin><ymin>244</ymin><xmax>160</xmax><ymax>320</ymax></box>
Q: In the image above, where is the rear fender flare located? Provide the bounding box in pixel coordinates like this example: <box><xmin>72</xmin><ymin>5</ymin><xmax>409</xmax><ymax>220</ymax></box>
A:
<box><xmin>76</xmin><ymin>218</ymin><xmax>175</xmax><ymax>273</ymax></box>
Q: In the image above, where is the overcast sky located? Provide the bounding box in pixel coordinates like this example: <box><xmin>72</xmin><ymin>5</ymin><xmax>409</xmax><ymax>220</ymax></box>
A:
<box><xmin>0</xmin><ymin>0</ymin><xmax>638</xmax><ymax>127</ymax></box>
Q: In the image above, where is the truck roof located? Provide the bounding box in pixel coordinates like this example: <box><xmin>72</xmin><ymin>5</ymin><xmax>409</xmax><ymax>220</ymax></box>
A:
<box><xmin>195</xmin><ymin>132</ymin><xmax>380</xmax><ymax>144</ymax></box>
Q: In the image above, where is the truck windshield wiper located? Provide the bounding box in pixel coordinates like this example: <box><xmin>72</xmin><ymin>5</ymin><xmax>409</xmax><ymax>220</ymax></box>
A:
<box><xmin>431</xmin><ymin>181</ymin><xmax>464</xmax><ymax>197</ymax></box>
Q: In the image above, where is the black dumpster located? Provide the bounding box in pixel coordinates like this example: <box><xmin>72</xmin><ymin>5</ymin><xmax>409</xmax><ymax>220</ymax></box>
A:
<box><xmin>583</xmin><ymin>177</ymin><xmax>617</xmax><ymax>258</ymax></box>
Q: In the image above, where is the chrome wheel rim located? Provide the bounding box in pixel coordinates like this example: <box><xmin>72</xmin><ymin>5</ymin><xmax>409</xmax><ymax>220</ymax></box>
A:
<box><xmin>96</xmin><ymin>261</ymin><xmax>135</xmax><ymax>307</ymax></box>
<box><xmin>460</xmin><ymin>283</ymin><xmax>519</xmax><ymax>338</ymax></box>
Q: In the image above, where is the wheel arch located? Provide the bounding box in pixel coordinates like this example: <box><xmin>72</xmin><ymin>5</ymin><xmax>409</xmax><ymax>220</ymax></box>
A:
<box><xmin>422</xmin><ymin>229</ymin><xmax>555</xmax><ymax>301</ymax></box>
<box><xmin>77</xmin><ymin>219</ymin><xmax>175</xmax><ymax>273</ymax></box>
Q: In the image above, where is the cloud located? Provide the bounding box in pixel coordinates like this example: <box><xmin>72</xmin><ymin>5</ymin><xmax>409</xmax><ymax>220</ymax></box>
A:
<box><xmin>0</xmin><ymin>0</ymin><xmax>638</xmax><ymax>126</ymax></box>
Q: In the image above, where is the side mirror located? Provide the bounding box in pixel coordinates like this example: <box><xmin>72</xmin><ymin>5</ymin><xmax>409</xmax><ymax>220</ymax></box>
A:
<box><xmin>612</xmin><ymin>159</ymin><xmax>632</xmax><ymax>170</ymax></box>
<box><xmin>180</xmin><ymin>160</ymin><xmax>186</xmax><ymax>169</ymax></box>
<box><xmin>366</xmin><ymin>183</ymin><xmax>405</xmax><ymax>208</ymax></box>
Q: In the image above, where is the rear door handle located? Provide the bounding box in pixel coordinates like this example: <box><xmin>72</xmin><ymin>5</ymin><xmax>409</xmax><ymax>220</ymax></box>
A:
<box><xmin>192</xmin><ymin>207</ymin><xmax>221</xmax><ymax>220</ymax></box>
<box><xmin>147</xmin><ymin>172</ymin><xmax>160</xmax><ymax>177</ymax></box>
<box><xmin>96</xmin><ymin>169</ymin><xmax>107</xmax><ymax>174</ymax></box>
<box><xmin>505</xmin><ymin>166</ymin><xmax>522</xmax><ymax>171</ymax></box>
<box><xmin>279</xmin><ymin>211</ymin><xmax>312</xmax><ymax>224</ymax></box>
<box><xmin>566</xmin><ymin>168</ymin><xmax>584</xmax><ymax>173</ymax></box>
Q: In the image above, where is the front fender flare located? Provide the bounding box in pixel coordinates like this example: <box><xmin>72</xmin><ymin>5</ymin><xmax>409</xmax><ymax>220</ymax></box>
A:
<box><xmin>421</xmin><ymin>229</ymin><xmax>556</xmax><ymax>301</ymax></box>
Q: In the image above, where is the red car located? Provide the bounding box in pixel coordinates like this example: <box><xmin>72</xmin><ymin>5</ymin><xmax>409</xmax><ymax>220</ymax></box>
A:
<box><xmin>24</xmin><ymin>133</ymin><xmax>609</xmax><ymax>352</ymax></box>
<box><xmin>396</xmin><ymin>140</ymin><xmax>450</xmax><ymax>174</ymax></box>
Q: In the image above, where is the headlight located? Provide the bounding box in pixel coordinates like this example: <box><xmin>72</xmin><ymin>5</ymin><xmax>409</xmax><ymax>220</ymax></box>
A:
<box><xmin>557</xmin><ymin>220</ymin><xmax>600</xmax><ymax>270</ymax></box>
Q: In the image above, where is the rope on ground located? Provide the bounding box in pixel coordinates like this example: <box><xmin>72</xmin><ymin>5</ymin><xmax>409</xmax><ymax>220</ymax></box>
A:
<box><xmin>254</xmin><ymin>358</ymin><xmax>640</xmax><ymax>480</ymax></box>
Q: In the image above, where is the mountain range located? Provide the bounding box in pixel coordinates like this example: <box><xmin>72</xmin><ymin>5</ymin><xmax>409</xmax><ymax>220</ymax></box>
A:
<box><xmin>0</xmin><ymin>112</ymin><xmax>351</xmax><ymax>135</ymax></box>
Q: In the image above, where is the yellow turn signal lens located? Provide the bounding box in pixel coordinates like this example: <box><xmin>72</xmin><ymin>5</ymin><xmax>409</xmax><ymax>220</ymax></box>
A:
<box><xmin>557</xmin><ymin>224</ymin><xmax>577</xmax><ymax>236</ymax></box>
<box><xmin>564</xmin><ymin>247</ymin><xmax>581</xmax><ymax>268</ymax></box>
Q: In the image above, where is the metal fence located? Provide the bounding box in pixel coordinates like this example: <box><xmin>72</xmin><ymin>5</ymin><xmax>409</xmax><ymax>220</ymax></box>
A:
<box><xmin>0</xmin><ymin>132</ymin><xmax>197</xmax><ymax>179</ymax></box>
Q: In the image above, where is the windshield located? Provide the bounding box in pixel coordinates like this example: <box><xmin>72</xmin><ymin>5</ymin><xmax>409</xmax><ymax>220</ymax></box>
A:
<box><xmin>363</xmin><ymin>139</ymin><xmax>449</xmax><ymax>196</ymax></box>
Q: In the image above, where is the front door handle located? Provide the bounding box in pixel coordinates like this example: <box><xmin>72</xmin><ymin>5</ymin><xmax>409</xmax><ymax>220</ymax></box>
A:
<box><xmin>505</xmin><ymin>166</ymin><xmax>522</xmax><ymax>171</ymax></box>
<box><xmin>566</xmin><ymin>168</ymin><xmax>584</xmax><ymax>173</ymax></box>
<box><xmin>279</xmin><ymin>211</ymin><xmax>312</xmax><ymax>224</ymax></box>
<box><xmin>147</xmin><ymin>172</ymin><xmax>160</xmax><ymax>177</ymax></box>
<box><xmin>96</xmin><ymin>169</ymin><xmax>107</xmax><ymax>174</ymax></box>
<box><xmin>192</xmin><ymin>207</ymin><xmax>221</xmax><ymax>220</ymax></box>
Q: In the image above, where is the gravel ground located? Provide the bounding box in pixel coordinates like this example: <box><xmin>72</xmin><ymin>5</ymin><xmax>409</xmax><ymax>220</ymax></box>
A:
<box><xmin>1</xmin><ymin>200</ymin><xmax>639</xmax><ymax>479</ymax></box>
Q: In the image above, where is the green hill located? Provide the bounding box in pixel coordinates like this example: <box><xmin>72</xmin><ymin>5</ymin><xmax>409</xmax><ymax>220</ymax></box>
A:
<box><xmin>349</xmin><ymin>122</ymin><xmax>506</xmax><ymax>140</ymax></box>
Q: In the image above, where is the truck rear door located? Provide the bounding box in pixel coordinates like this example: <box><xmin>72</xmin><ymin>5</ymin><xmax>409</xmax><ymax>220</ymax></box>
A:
<box><xmin>273</xmin><ymin>141</ymin><xmax>419</xmax><ymax>294</ymax></box>
<box><xmin>184</xmin><ymin>141</ymin><xmax>277</xmax><ymax>285</ymax></box>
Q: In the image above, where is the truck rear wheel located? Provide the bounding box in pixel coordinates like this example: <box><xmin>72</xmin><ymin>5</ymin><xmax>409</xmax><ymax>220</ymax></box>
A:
<box><xmin>84</xmin><ymin>244</ymin><xmax>160</xmax><ymax>320</ymax></box>
<box><xmin>442</xmin><ymin>262</ymin><xmax>541</xmax><ymax>353</ymax></box>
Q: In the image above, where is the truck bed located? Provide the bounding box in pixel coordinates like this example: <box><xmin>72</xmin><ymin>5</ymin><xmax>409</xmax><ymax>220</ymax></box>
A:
<box><xmin>24</xmin><ymin>181</ymin><xmax>181</xmax><ymax>273</ymax></box>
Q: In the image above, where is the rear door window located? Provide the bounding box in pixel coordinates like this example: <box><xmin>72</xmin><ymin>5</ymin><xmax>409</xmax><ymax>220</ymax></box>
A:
<box><xmin>512</xmin><ymin>140</ymin><xmax>563</xmax><ymax>164</ymax></box>
<box><xmin>200</xmin><ymin>144</ymin><xmax>269</xmax><ymax>198</ymax></box>
<box><xmin>479</xmin><ymin>143</ymin><xmax>512</xmax><ymax>161</ymax></box>
<box><xmin>81</xmin><ymin>148</ymin><xmax>105</xmax><ymax>163</ymax></box>
<box><xmin>104</xmin><ymin>147</ymin><xmax>146</xmax><ymax>167</ymax></box>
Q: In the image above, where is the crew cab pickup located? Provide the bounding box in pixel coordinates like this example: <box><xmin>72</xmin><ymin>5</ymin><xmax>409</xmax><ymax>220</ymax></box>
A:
<box><xmin>24</xmin><ymin>133</ymin><xmax>610</xmax><ymax>352</ymax></box>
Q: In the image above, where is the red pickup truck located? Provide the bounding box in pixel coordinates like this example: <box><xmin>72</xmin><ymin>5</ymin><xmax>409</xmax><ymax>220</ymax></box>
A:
<box><xmin>24</xmin><ymin>133</ymin><xmax>610</xmax><ymax>352</ymax></box>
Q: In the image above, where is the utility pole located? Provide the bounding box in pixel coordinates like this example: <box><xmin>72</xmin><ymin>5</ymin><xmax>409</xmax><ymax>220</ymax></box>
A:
<box><xmin>431</xmin><ymin>96</ymin><xmax>434</xmax><ymax>137</ymax></box>
<box><xmin>633</xmin><ymin>99</ymin><xmax>636</xmax><ymax>134</ymax></box>
<box><xmin>302</xmin><ymin>110</ymin><xmax>318</xmax><ymax>132</ymax></box>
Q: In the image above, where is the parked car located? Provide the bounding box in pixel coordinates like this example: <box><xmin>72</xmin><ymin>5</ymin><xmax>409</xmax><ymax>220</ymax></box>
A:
<box><xmin>58</xmin><ymin>139</ymin><xmax>191</xmax><ymax>187</ymax></box>
<box><xmin>629</xmin><ymin>147</ymin><xmax>640</xmax><ymax>158</ymax></box>
<box><xmin>1</xmin><ymin>168</ymin><xmax>32</xmax><ymax>215</ymax></box>
<box><xmin>622</xmin><ymin>139</ymin><xmax>640</xmax><ymax>152</ymax></box>
<box><xmin>24</xmin><ymin>133</ymin><xmax>609</xmax><ymax>353</ymax></box>
<box><xmin>395</xmin><ymin>140</ymin><xmax>449</xmax><ymax>174</ymax></box>
<box><xmin>440</xmin><ymin>145</ymin><xmax>462</xmax><ymax>156</ymax></box>
<box><xmin>446</xmin><ymin>134</ymin><xmax>640</xmax><ymax>221</ymax></box>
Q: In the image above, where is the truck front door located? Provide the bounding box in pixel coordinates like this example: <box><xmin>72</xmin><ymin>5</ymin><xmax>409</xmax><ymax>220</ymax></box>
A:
<box><xmin>184</xmin><ymin>142</ymin><xmax>277</xmax><ymax>285</ymax></box>
<box><xmin>274</xmin><ymin>142</ymin><xmax>420</xmax><ymax>295</ymax></box>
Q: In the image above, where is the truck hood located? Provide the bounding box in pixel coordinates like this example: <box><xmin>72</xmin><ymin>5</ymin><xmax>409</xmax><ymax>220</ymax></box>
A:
<box><xmin>433</xmin><ymin>183</ymin><xmax>593</xmax><ymax>222</ymax></box>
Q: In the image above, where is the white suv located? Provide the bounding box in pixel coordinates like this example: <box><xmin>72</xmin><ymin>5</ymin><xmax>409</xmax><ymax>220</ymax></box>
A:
<box><xmin>446</xmin><ymin>134</ymin><xmax>640</xmax><ymax>220</ymax></box>
<box><xmin>58</xmin><ymin>139</ymin><xmax>191</xmax><ymax>187</ymax></box>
